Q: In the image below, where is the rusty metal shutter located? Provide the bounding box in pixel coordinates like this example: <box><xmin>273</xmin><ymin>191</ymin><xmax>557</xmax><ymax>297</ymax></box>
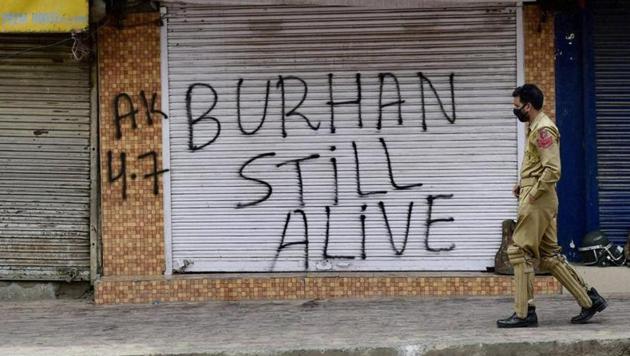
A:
<box><xmin>594</xmin><ymin>0</ymin><xmax>630</xmax><ymax>245</ymax></box>
<box><xmin>164</xmin><ymin>3</ymin><xmax>519</xmax><ymax>272</ymax></box>
<box><xmin>0</xmin><ymin>35</ymin><xmax>91</xmax><ymax>281</ymax></box>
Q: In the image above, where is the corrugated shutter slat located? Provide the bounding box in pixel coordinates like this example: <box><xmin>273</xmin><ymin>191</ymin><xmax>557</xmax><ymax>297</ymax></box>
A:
<box><xmin>594</xmin><ymin>0</ymin><xmax>630</xmax><ymax>244</ymax></box>
<box><xmin>0</xmin><ymin>35</ymin><xmax>90</xmax><ymax>281</ymax></box>
<box><xmin>166</xmin><ymin>4</ymin><xmax>518</xmax><ymax>272</ymax></box>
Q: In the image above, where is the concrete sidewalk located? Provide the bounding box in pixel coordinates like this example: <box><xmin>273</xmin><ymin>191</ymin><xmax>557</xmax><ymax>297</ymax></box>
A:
<box><xmin>1</xmin><ymin>294</ymin><xmax>629</xmax><ymax>356</ymax></box>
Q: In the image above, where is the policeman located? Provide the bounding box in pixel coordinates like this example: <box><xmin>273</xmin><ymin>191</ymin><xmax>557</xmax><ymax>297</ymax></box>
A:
<box><xmin>497</xmin><ymin>84</ymin><xmax>608</xmax><ymax>328</ymax></box>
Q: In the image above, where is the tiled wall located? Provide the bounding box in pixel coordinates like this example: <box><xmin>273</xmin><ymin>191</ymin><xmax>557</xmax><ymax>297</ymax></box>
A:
<box><xmin>95</xmin><ymin>7</ymin><xmax>562</xmax><ymax>304</ymax></box>
<box><xmin>98</xmin><ymin>12</ymin><xmax>165</xmax><ymax>277</ymax></box>
<box><xmin>524</xmin><ymin>5</ymin><xmax>556</xmax><ymax>120</ymax></box>
<box><xmin>95</xmin><ymin>275</ymin><xmax>561</xmax><ymax>304</ymax></box>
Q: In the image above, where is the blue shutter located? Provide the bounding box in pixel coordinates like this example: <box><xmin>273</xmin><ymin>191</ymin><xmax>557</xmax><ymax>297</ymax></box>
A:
<box><xmin>594</xmin><ymin>0</ymin><xmax>630</xmax><ymax>244</ymax></box>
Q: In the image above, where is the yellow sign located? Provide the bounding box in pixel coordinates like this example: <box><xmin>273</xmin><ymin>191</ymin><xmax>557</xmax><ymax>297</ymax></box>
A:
<box><xmin>0</xmin><ymin>0</ymin><xmax>88</xmax><ymax>33</ymax></box>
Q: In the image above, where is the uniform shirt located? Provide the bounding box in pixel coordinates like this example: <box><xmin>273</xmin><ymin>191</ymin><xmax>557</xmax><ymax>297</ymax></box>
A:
<box><xmin>520</xmin><ymin>112</ymin><xmax>561</xmax><ymax>200</ymax></box>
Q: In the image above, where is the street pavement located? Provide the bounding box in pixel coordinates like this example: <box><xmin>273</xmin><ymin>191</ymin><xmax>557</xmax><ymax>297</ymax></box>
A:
<box><xmin>1</xmin><ymin>294</ymin><xmax>629</xmax><ymax>355</ymax></box>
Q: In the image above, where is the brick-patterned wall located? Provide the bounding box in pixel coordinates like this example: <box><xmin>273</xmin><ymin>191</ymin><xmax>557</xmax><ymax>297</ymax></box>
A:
<box><xmin>524</xmin><ymin>5</ymin><xmax>556</xmax><ymax>120</ymax></box>
<box><xmin>98</xmin><ymin>13</ymin><xmax>165</xmax><ymax>277</ymax></box>
<box><xmin>95</xmin><ymin>274</ymin><xmax>561</xmax><ymax>304</ymax></box>
<box><xmin>94</xmin><ymin>8</ymin><xmax>563</xmax><ymax>304</ymax></box>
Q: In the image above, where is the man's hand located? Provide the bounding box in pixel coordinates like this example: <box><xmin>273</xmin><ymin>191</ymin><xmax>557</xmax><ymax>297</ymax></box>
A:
<box><xmin>512</xmin><ymin>184</ymin><xmax>520</xmax><ymax>198</ymax></box>
<box><xmin>528</xmin><ymin>195</ymin><xmax>536</xmax><ymax>204</ymax></box>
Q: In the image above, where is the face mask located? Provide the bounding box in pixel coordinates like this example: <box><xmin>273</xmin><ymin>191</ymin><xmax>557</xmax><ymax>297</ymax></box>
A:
<box><xmin>513</xmin><ymin>104</ymin><xmax>528</xmax><ymax>122</ymax></box>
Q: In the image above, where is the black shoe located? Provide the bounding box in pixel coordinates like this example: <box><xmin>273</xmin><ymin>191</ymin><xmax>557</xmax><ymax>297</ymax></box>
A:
<box><xmin>571</xmin><ymin>288</ymin><xmax>608</xmax><ymax>324</ymax></box>
<box><xmin>497</xmin><ymin>306</ymin><xmax>538</xmax><ymax>328</ymax></box>
<box><xmin>527</xmin><ymin>305</ymin><xmax>538</xmax><ymax>323</ymax></box>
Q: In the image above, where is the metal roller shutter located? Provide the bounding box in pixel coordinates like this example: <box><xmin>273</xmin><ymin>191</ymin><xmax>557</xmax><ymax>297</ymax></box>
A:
<box><xmin>164</xmin><ymin>3</ymin><xmax>519</xmax><ymax>272</ymax></box>
<box><xmin>594</xmin><ymin>0</ymin><xmax>630</xmax><ymax>245</ymax></box>
<box><xmin>0</xmin><ymin>35</ymin><xmax>91</xmax><ymax>280</ymax></box>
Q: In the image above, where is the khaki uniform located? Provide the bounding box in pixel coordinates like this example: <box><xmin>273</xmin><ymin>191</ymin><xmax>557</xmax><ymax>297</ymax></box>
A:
<box><xmin>509</xmin><ymin>112</ymin><xmax>592</xmax><ymax>318</ymax></box>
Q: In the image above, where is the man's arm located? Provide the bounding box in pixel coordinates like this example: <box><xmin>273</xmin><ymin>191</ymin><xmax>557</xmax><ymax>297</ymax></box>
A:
<box><xmin>528</xmin><ymin>127</ymin><xmax>561</xmax><ymax>200</ymax></box>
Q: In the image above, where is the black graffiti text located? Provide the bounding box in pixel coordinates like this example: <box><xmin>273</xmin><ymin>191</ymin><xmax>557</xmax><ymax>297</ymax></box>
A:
<box><xmin>114</xmin><ymin>90</ymin><xmax>167</xmax><ymax>140</ymax></box>
<box><xmin>186</xmin><ymin>72</ymin><xmax>458</xmax><ymax>151</ymax></box>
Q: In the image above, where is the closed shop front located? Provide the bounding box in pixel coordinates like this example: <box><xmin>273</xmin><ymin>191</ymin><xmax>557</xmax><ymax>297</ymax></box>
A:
<box><xmin>162</xmin><ymin>2</ymin><xmax>520</xmax><ymax>272</ymax></box>
<box><xmin>593</xmin><ymin>0</ymin><xmax>630</xmax><ymax>244</ymax></box>
<box><xmin>0</xmin><ymin>35</ymin><xmax>92</xmax><ymax>280</ymax></box>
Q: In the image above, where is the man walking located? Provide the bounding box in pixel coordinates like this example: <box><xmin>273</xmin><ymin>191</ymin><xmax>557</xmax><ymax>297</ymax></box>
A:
<box><xmin>497</xmin><ymin>84</ymin><xmax>607</xmax><ymax>328</ymax></box>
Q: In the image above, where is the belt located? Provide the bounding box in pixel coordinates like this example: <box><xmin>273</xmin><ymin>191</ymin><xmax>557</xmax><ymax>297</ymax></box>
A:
<box><xmin>520</xmin><ymin>177</ymin><xmax>538</xmax><ymax>187</ymax></box>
